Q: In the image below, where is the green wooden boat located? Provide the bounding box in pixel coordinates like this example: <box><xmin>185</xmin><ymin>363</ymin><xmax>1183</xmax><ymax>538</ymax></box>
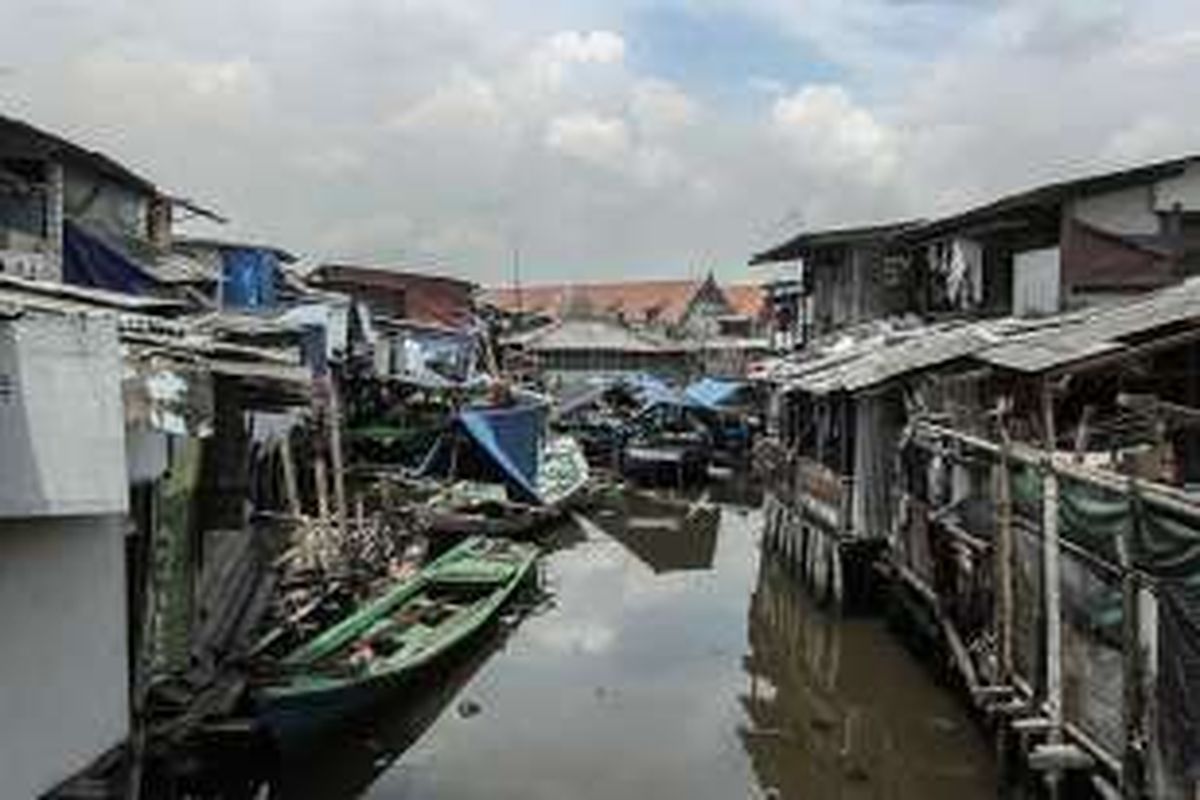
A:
<box><xmin>254</xmin><ymin>536</ymin><xmax>538</xmax><ymax>747</ymax></box>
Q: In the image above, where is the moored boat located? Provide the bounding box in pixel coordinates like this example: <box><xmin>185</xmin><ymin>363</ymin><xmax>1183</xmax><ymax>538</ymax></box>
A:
<box><xmin>253</xmin><ymin>535</ymin><xmax>538</xmax><ymax>748</ymax></box>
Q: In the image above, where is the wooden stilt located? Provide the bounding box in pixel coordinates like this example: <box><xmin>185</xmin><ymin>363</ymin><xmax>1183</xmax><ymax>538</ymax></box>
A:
<box><xmin>280</xmin><ymin>434</ymin><xmax>301</xmax><ymax>518</ymax></box>
<box><xmin>327</xmin><ymin>377</ymin><xmax>349</xmax><ymax>538</ymax></box>
<box><xmin>1042</xmin><ymin>379</ymin><xmax>1065</xmax><ymax>795</ymax></box>
<box><xmin>996</xmin><ymin>418</ymin><xmax>1015</xmax><ymax>682</ymax></box>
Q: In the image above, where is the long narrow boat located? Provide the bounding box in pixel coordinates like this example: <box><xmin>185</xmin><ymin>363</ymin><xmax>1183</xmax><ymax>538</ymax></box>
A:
<box><xmin>254</xmin><ymin>536</ymin><xmax>538</xmax><ymax>748</ymax></box>
<box><xmin>425</xmin><ymin>435</ymin><xmax>591</xmax><ymax>537</ymax></box>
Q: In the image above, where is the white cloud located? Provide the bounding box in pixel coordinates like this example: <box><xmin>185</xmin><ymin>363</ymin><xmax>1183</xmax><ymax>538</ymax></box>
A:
<box><xmin>10</xmin><ymin>0</ymin><xmax>1200</xmax><ymax>282</ymax></box>
<box><xmin>630</xmin><ymin>79</ymin><xmax>697</xmax><ymax>136</ymax></box>
<box><xmin>770</xmin><ymin>84</ymin><xmax>897</xmax><ymax>183</ymax></box>
<box><xmin>526</xmin><ymin>29</ymin><xmax>626</xmax><ymax>91</ymax></box>
<box><xmin>388</xmin><ymin>68</ymin><xmax>510</xmax><ymax>135</ymax></box>
<box><xmin>544</xmin><ymin>30</ymin><xmax>626</xmax><ymax>65</ymax></box>
<box><xmin>291</xmin><ymin>144</ymin><xmax>365</xmax><ymax>177</ymax></box>
<box><xmin>545</xmin><ymin>112</ymin><xmax>631</xmax><ymax>170</ymax></box>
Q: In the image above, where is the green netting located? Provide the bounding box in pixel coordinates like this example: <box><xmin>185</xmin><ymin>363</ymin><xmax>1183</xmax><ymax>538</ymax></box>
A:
<box><xmin>1058</xmin><ymin>477</ymin><xmax>1128</xmax><ymax>565</ymax></box>
<box><xmin>1137</xmin><ymin>504</ymin><xmax>1200</xmax><ymax>579</ymax></box>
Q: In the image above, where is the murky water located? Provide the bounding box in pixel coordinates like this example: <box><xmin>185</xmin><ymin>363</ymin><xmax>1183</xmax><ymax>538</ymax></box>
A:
<box><xmin>269</xmin><ymin>487</ymin><xmax>996</xmax><ymax>799</ymax></box>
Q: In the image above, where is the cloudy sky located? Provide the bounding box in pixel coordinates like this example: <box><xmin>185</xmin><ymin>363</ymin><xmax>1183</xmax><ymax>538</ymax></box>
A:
<box><xmin>2</xmin><ymin>0</ymin><xmax>1198</xmax><ymax>284</ymax></box>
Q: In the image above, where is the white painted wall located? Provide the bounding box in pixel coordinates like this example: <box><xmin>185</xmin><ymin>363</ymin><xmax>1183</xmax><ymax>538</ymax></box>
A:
<box><xmin>1154</xmin><ymin>161</ymin><xmax>1200</xmax><ymax>212</ymax></box>
<box><xmin>1013</xmin><ymin>246</ymin><xmax>1062</xmax><ymax>316</ymax></box>
<box><xmin>1072</xmin><ymin>184</ymin><xmax>1158</xmax><ymax>234</ymax></box>
<box><xmin>0</xmin><ymin>515</ymin><xmax>129</xmax><ymax>799</ymax></box>
<box><xmin>0</xmin><ymin>312</ymin><xmax>126</xmax><ymax>517</ymax></box>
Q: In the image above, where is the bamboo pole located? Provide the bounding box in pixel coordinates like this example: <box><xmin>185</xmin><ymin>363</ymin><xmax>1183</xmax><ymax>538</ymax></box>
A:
<box><xmin>1042</xmin><ymin>379</ymin><xmax>1065</xmax><ymax>793</ymax></box>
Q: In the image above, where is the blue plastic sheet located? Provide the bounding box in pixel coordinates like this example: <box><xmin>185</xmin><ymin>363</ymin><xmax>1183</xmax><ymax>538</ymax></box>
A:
<box><xmin>421</xmin><ymin>403</ymin><xmax>546</xmax><ymax>504</ymax></box>
<box><xmin>62</xmin><ymin>220</ymin><xmax>157</xmax><ymax>295</ymax></box>
<box><xmin>684</xmin><ymin>377</ymin><xmax>747</xmax><ymax>409</ymax></box>
<box><xmin>222</xmin><ymin>247</ymin><xmax>278</xmax><ymax>309</ymax></box>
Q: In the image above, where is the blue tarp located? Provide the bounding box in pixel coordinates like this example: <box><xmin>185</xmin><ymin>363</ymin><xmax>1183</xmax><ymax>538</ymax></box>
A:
<box><xmin>684</xmin><ymin>378</ymin><xmax>748</xmax><ymax>410</ymax></box>
<box><xmin>421</xmin><ymin>403</ymin><xmax>546</xmax><ymax>504</ymax></box>
<box><xmin>63</xmin><ymin>220</ymin><xmax>158</xmax><ymax>295</ymax></box>
<box><xmin>620</xmin><ymin>373</ymin><xmax>693</xmax><ymax>410</ymax></box>
<box><xmin>223</xmin><ymin>247</ymin><xmax>278</xmax><ymax>309</ymax></box>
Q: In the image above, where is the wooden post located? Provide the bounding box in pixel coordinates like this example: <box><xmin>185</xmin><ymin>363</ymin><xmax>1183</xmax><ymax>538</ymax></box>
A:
<box><xmin>327</xmin><ymin>376</ymin><xmax>349</xmax><ymax>538</ymax></box>
<box><xmin>280</xmin><ymin>434</ymin><xmax>301</xmax><ymax>518</ymax></box>
<box><xmin>1121</xmin><ymin>566</ymin><xmax>1145</xmax><ymax>798</ymax></box>
<box><xmin>314</xmin><ymin>454</ymin><xmax>330</xmax><ymax>524</ymax></box>
<box><xmin>1042</xmin><ymin>380</ymin><xmax>1066</xmax><ymax>789</ymax></box>
<box><xmin>995</xmin><ymin>419</ymin><xmax>1015</xmax><ymax>682</ymax></box>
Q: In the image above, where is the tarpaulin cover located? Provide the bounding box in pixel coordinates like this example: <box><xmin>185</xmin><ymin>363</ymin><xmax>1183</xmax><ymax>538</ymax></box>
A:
<box><xmin>421</xmin><ymin>403</ymin><xmax>545</xmax><ymax>503</ymax></box>
<box><xmin>63</xmin><ymin>219</ymin><xmax>158</xmax><ymax>295</ymax></box>
<box><xmin>620</xmin><ymin>373</ymin><xmax>691</xmax><ymax>410</ymax></box>
<box><xmin>684</xmin><ymin>377</ymin><xmax>747</xmax><ymax>409</ymax></box>
<box><xmin>222</xmin><ymin>247</ymin><xmax>278</xmax><ymax>309</ymax></box>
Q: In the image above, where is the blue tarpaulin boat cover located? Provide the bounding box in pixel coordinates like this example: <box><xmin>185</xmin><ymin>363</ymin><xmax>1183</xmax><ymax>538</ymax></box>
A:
<box><xmin>684</xmin><ymin>378</ymin><xmax>748</xmax><ymax>410</ymax></box>
<box><xmin>63</xmin><ymin>220</ymin><xmax>158</xmax><ymax>295</ymax></box>
<box><xmin>421</xmin><ymin>403</ymin><xmax>546</xmax><ymax>503</ymax></box>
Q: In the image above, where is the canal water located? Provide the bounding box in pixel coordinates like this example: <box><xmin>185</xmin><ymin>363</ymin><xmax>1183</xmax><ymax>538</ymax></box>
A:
<box><xmin>268</xmin><ymin>486</ymin><xmax>997</xmax><ymax>799</ymax></box>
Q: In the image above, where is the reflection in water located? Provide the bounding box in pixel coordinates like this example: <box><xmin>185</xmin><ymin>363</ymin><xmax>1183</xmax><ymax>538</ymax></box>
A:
<box><xmin>262</xmin><ymin>491</ymin><xmax>994</xmax><ymax>800</ymax></box>
<box><xmin>588</xmin><ymin>489</ymin><xmax>719</xmax><ymax>573</ymax></box>
<box><xmin>741</xmin><ymin>557</ymin><xmax>997</xmax><ymax>798</ymax></box>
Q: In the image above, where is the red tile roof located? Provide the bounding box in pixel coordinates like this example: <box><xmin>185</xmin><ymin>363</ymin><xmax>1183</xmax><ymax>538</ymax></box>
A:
<box><xmin>483</xmin><ymin>279</ymin><xmax>763</xmax><ymax>324</ymax></box>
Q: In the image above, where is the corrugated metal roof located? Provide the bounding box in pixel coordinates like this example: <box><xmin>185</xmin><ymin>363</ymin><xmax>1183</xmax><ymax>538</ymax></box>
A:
<box><xmin>978</xmin><ymin>276</ymin><xmax>1200</xmax><ymax>373</ymax></box>
<box><xmin>517</xmin><ymin>318</ymin><xmax>683</xmax><ymax>353</ymax></box>
<box><xmin>750</xmin><ymin>220</ymin><xmax>923</xmax><ymax>265</ymax></box>
<box><xmin>0</xmin><ymin>273</ymin><xmax>186</xmax><ymax>311</ymax></box>
<box><xmin>786</xmin><ymin>322</ymin><xmax>1009</xmax><ymax>395</ymax></box>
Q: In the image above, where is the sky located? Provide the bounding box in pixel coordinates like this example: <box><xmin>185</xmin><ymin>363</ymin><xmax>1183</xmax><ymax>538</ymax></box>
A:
<box><xmin>2</xmin><ymin>0</ymin><xmax>1199</xmax><ymax>285</ymax></box>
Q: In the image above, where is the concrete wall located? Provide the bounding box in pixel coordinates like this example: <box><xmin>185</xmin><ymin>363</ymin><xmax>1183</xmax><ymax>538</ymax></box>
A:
<box><xmin>0</xmin><ymin>515</ymin><xmax>129</xmax><ymax>799</ymax></box>
<box><xmin>1073</xmin><ymin>184</ymin><xmax>1158</xmax><ymax>235</ymax></box>
<box><xmin>1154</xmin><ymin>161</ymin><xmax>1200</xmax><ymax>212</ymax></box>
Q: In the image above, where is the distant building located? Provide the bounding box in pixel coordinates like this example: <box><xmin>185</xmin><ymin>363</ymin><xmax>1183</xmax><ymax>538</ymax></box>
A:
<box><xmin>307</xmin><ymin>263</ymin><xmax>483</xmax><ymax>386</ymax></box>
<box><xmin>503</xmin><ymin>317</ymin><xmax>690</xmax><ymax>386</ymax></box>
<box><xmin>174</xmin><ymin>238</ymin><xmax>297</xmax><ymax>311</ymax></box>
<box><xmin>483</xmin><ymin>272</ymin><xmax>765</xmax><ymax>340</ymax></box>
<box><xmin>308</xmin><ymin>263</ymin><xmax>476</xmax><ymax>329</ymax></box>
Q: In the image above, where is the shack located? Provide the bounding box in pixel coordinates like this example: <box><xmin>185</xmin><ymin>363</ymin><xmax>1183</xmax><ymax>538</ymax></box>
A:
<box><xmin>888</xmin><ymin>278</ymin><xmax>1200</xmax><ymax>797</ymax></box>
<box><xmin>0</xmin><ymin>114</ymin><xmax>222</xmax><ymax>293</ymax></box>
<box><xmin>904</xmin><ymin>155</ymin><xmax>1200</xmax><ymax>317</ymax></box>
<box><xmin>762</xmin><ymin>318</ymin><xmax>1008</xmax><ymax>606</ymax></box>
<box><xmin>750</xmin><ymin>221</ymin><xmax>923</xmax><ymax>341</ymax></box>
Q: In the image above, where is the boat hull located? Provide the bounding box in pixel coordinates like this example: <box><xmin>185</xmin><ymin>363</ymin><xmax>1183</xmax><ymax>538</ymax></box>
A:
<box><xmin>255</xmin><ymin>538</ymin><xmax>538</xmax><ymax>751</ymax></box>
